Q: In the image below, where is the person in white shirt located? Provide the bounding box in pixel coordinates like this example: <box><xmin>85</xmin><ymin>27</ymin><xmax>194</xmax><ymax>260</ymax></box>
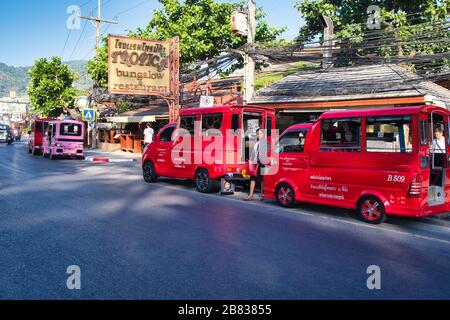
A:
<box><xmin>431</xmin><ymin>127</ymin><xmax>446</xmax><ymax>186</ymax></box>
<box><xmin>432</xmin><ymin>127</ymin><xmax>446</xmax><ymax>154</ymax></box>
<box><xmin>143</xmin><ymin>123</ymin><xmax>155</xmax><ymax>149</ymax></box>
<box><xmin>246</xmin><ymin>129</ymin><xmax>269</xmax><ymax>202</ymax></box>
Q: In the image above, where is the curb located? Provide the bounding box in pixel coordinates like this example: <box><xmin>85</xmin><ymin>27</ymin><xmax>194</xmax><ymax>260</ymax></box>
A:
<box><xmin>85</xmin><ymin>157</ymin><xmax>138</xmax><ymax>164</ymax></box>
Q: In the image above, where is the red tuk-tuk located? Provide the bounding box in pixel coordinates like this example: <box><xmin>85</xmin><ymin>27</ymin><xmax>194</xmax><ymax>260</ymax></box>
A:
<box><xmin>142</xmin><ymin>105</ymin><xmax>276</xmax><ymax>193</ymax></box>
<box><xmin>28</xmin><ymin>118</ymin><xmax>56</xmax><ymax>155</ymax></box>
<box><xmin>264</xmin><ymin>105</ymin><xmax>450</xmax><ymax>224</ymax></box>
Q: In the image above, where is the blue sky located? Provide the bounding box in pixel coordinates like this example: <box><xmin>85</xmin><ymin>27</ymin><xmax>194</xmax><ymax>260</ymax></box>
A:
<box><xmin>0</xmin><ymin>0</ymin><xmax>303</xmax><ymax>67</ymax></box>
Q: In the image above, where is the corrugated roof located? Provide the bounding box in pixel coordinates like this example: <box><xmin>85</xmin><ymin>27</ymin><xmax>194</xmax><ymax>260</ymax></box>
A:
<box><xmin>253</xmin><ymin>64</ymin><xmax>450</xmax><ymax>108</ymax></box>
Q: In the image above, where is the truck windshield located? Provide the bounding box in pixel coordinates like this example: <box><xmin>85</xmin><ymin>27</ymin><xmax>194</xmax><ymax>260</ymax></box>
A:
<box><xmin>60</xmin><ymin>123</ymin><xmax>82</xmax><ymax>136</ymax></box>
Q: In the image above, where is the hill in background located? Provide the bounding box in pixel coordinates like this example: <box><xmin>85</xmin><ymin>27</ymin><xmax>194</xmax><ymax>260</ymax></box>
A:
<box><xmin>0</xmin><ymin>60</ymin><xmax>93</xmax><ymax>97</ymax></box>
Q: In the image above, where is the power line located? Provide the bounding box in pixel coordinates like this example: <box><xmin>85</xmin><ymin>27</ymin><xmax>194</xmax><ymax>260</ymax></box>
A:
<box><xmin>69</xmin><ymin>13</ymin><xmax>90</xmax><ymax>60</ymax></box>
<box><xmin>60</xmin><ymin>29</ymin><xmax>73</xmax><ymax>57</ymax></box>
<box><xmin>102</xmin><ymin>16</ymin><xmax>115</xmax><ymax>35</ymax></box>
<box><xmin>332</xmin><ymin>11</ymin><xmax>440</xmax><ymax>33</ymax></box>
<box><xmin>253</xmin><ymin>19</ymin><xmax>450</xmax><ymax>62</ymax></box>
<box><xmin>79</xmin><ymin>0</ymin><xmax>118</xmax><ymax>53</ymax></box>
<box><xmin>82</xmin><ymin>48</ymin><xmax>96</xmax><ymax>61</ymax></box>
<box><xmin>290</xmin><ymin>19</ymin><xmax>450</xmax><ymax>51</ymax></box>
<box><xmin>114</xmin><ymin>0</ymin><xmax>152</xmax><ymax>17</ymax></box>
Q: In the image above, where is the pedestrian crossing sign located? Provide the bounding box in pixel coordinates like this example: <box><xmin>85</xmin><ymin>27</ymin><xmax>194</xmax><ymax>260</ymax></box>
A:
<box><xmin>82</xmin><ymin>108</ymin><xmax>96</xmax><ymax>122</ymax></box>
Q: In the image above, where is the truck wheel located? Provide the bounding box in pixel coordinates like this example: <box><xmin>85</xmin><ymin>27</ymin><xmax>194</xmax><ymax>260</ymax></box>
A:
<box><xmin>276</xmin><ymin>183</ymin><xmax>296</xmax><ymax>208</ymax></box>
<box><xmin>143</xmin><ymin>162</ymin><xmax>158</xmax><ymax>183</ymax></box>
<box><xmin>195</xmin><ymin>169</ymin><xmax>219</xmax><ymax>193</ymax></box>
<box><xmin>357</xmin><ymin>196</ymin><xmax>386</xmax><ymax>225</ymax></box>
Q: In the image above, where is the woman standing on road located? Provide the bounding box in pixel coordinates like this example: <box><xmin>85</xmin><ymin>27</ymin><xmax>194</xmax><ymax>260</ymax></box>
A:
<box><xmin>246</xmin><ymin>128</ymin><xmax>269</xmax><ymax>202</ymax></box>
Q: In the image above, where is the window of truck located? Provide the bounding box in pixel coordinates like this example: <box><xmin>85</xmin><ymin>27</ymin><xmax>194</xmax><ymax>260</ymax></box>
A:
<box><xmin>35</xmin><ymin>122</ymin><xmax>43</xmax><ymax>132</ymax></box>
<box><xmin>160</xmin><ymin>126</ymin><xmax>175</xmax><ymax>142</ymax></box>
<box><xmin>420</xmin><ymin>120</ymin><xmax>428</xmax><ymax>145</ymax></box>
<box><xmin>366</xmin><ymin>116</ymin><xmax>413</xmax><ymax>153</ymax></box>
<box><xmin>267</xmin><ymin>117</ymin><xmax>273</xmax><ymax>137</ymax></box>
<box><xmin>243</xmin><ymin>112</ymin><xmax>263</xmax><ymax>161</ymax></box>
<box><xmin>48</xmin><ymin>125</ymin><xmax>56</xmax><ymax>137</ymax></box>
<box><xmin>201</xmin><ymin>114</ymin><xmax>223</xmax><ymax>137</ymax></box>
<box><xmin>60</xmin><ymin>123</ymin><xmax>82</xmax><ymax>137</ymax></box>
<box><xmin>231</xmin><ymin>114</ymin><xmax>240</xmax><ymax>131</ymax></box>
<box><xmin>321</xmin><ymin>117</ymin><xmax>361</xmax><ymax>152</ymax></box>
<box><xmin>278</xmin><ymin>130</ymin><xmax>308</xmax><ymax>153</ymax></box>
<box><xmin>179</xmin><ymin>115</ymin><xmax>196</xmax><ymax>136</ymax></box>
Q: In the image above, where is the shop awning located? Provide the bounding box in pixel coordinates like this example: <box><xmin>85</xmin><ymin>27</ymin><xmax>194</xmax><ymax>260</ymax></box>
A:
<box><xmin>106</xmin><ymin>116</ymin><xmax>156</xmax><ymax>123</ymax></box>
<box><xmin>104</xmin><ymin>105</ymin><xmax>169</xmax><ymax>123</ymax></box>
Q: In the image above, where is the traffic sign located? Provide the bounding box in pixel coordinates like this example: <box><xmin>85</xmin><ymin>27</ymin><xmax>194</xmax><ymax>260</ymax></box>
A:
<box><xmin>82</xmin><ymin>108</ymin><xmax>96</xmax><ymax>122</ymax></box>
<box><xmin>199</xmin><ymin>96</ymin><xmax>214</xmax><ymax>108</ymax></box>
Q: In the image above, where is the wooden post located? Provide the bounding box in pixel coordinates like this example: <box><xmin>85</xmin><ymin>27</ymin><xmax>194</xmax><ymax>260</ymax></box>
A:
<box><xmin>169</xmin><ymin>37</ymin><xmax>181</xmax><ymax>122</ymax></box>
<box><xmin>320</xmin><ymin>15</ymin><xmax>334</xmax><ymax>69</ymax></box>
<box><xmin>243</xmin><ymin>0</ymin><xmax>256</xmax><ymax>104</ymax></box>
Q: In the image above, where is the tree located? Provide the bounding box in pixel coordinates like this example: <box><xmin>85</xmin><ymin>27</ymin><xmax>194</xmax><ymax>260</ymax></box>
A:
<box><xmin>28</xmin><ymin>57</ymin><xmax>78</xmax><ymax>117</ymax></box>
<box><xmin>294</xmin><ymin>0</ymin><xmax>450</xmax><ymax>72</ymax></box>
<box><xmin>86</xmin><ymin>39</ymin><xmax>109</xmax><ymax>88</ymax></box>
<box><xmin>87</xmin><ymin>0</ymin><xmax>285</xmax><ymax>87</ymax></box>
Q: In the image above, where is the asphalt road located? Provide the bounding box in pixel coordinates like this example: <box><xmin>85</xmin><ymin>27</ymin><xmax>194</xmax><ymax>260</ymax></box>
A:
<box><xmin>1</xmin><ymin>141</ymin><xmax>450</xmax><ymax>299</ymax></box>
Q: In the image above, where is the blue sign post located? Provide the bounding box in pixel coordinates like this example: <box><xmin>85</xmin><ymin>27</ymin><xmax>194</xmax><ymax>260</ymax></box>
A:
<box><xmin>82</xmin><ymin>108</ymin><xmax>96</xmax><ymax>122</ymax></box>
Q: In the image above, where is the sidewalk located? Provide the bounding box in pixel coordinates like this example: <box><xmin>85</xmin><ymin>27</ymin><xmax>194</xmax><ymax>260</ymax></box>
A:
<box><xmin>84</xmin><ymin>148</ymin><xmax>141</xmax><ymax>164</ymax></box>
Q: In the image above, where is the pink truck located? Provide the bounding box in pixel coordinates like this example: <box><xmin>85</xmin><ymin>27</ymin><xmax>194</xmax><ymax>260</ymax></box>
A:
<box><xmin>42</xmin><ymin>120</ymin><xmax>85</xmax><ymax>160</ymax></box>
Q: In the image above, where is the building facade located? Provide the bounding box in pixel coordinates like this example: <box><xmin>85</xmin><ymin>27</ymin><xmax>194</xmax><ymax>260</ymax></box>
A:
<box><xmin>0</xmin><ymin>96</ymin><xmax>29</xmax><ymax>124</ymax></box>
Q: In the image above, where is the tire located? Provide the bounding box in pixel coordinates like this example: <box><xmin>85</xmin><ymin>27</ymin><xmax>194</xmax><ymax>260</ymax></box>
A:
<box><xmin>32</xmin><ymin>148</ymin><xmax>38</xmax><ymax>156</ymax></box>
<box><xmin>357</xmin><ymin>196</ymin><xmax>386</xmax><ymax>225</ymax></box>
<box><xmin>276</xmin><ymin>183</ymin><xmax>296</xmax><ymax>208</ymax></box>
<box><xmin>143</xmin><ymin>161</ymin><xmax>158</xmax><ymax>183</ymax></box>
<box><xmin>195</xmin><ymin>168</ymin><xmax>219</xmax><ymax>193</ymax></box>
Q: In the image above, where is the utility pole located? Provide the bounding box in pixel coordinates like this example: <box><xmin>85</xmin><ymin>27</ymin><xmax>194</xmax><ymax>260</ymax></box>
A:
<box><xmin>79</xmin><ymin>0</ymin><xmax>118</xmax><ymax>53</ymax></box>
<box><xmin>79</xmin><ymin>0</ymin><xmax>117</xmax><ymax>149</ymax></box>
<box><xmin>320</xmin><ymin>15</ymin><xmax>334</xmax><ymax>69</ymax></box>
<box><xmin>243</xmin><ymin>0</ymin><xmax>256</xmax><ymax>104</ymax></box>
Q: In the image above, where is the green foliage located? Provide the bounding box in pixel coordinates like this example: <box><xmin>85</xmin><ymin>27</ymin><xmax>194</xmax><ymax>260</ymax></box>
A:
<box><xmin>67</xmin><ymin>60</ymin><xmax>93</xmax><ymax>90</ymax></box>
<box><xmin>87</xmin><ymin>0</ymin><xmax>286</xmax><ymax>87</ymax></box>
<box><xmin>255</xmin><ymin>62</ymin><xmax>319</xmax><ymax>90</ymax></box>
<box><xmin>116</xmin><ymin>101</ymin><xmax>134</xmax><ymax>114</ymax></box>
<box><xmin>28</xmin><ymin>57</ymin><xmax>78</xmax><ymax>117</ymax></box>
<box><xmin>295</xmin><ymin>0</ymin><xmax>450</xmax><ymax>69</ymax></box>
<box><xmin>86</xmin><ymin>41</ymin><xmax>109</xmax><ymax>88</ymax></box>
<box><xmin>0</xmin><ymin>60</ymin><xmax>91</xmax><ymax>98</ymax></box>
<box><xmin>0</xmin><ymin>63</ymin><xmax>30</xmax><ymax>97</ymax></box>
